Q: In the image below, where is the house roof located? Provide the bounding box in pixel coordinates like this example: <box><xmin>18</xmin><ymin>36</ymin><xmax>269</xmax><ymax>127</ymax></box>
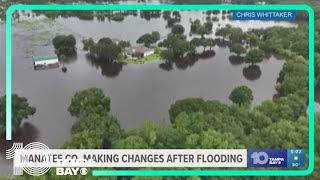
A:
<box><xmin>133</xmin><ymin>46</ymin><xmax>153</xmax><ymax>54</ymax></box>
<box><xmin>33</xmin><ymin>55</ymin><xmax>58</xmax><ymax>62</ymax></box>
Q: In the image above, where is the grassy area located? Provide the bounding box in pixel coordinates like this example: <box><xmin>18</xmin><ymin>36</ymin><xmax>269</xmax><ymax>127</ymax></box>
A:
<box><xmin>121</xmin><ymin>51</ymin><xmax>162</xmax><ymax>64</ymax></box>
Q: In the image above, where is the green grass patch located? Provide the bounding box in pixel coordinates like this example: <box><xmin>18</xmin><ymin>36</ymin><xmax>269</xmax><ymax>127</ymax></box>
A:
<box><xmin>121</xmin><ymin>52</ymin><xmax>162</xmax><ymax>64</ymax></box>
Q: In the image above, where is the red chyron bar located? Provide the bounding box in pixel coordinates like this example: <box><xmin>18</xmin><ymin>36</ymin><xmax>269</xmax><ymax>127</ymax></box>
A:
<box><xmin>232</xmin><ymin>10</ymin><xmax>296</xmax><ymax>21</ymax></box>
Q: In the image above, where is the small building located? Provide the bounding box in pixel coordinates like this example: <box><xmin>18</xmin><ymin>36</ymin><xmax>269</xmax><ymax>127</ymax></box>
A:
<box><xmin>33</xmin><ymin>55</ymin><xmax>59</xmax><ymax>70</ymax></box>
<box><xmin>125</xmin><ymin>46</ymin><xmax>155</xmax><ymax>58</ymax></box>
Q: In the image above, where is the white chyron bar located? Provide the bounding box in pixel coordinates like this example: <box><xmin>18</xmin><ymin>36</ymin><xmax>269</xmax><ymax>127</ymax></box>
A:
<box><xmin>14</xmin><ymin>149</ymin><xmax>247</xmax><ymax>168</ymax></box>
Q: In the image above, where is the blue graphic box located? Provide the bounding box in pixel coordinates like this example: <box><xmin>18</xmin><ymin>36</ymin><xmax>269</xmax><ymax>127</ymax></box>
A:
<box><xmin>287</xmin><ymin>149</ymin><xmax>305</xmax><ymax>168</ymax></box>
<box><xmin>248</xmin><ymin>149</ymin><xmax>287</xmax><ymax>167</ymax></box>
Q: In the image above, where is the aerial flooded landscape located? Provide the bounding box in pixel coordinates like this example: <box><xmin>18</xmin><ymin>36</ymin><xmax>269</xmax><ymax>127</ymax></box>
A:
<box><xmin>0</xmin><ymin>0</ymin><xmax>315</xmax><ymax>177</ymax></box>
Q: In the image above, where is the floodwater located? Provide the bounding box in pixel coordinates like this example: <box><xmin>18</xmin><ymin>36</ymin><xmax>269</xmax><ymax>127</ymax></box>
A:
<box><xmin>0</xmin><ymin>10</ymin><xmax>295</xmax><ymax>175</ymax></box>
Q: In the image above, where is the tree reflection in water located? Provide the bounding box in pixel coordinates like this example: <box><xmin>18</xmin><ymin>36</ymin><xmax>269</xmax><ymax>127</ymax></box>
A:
<box><xmin>229</xmin><ymin>55</ymin><xmax>244</xmax><ymax>65</ymax></box>
<box><xmin>0</xmin><ymin>123</ymin><xmax>39</xmax><ymax>156</ymax></box>
<box><xmin>86</xmin><ymin>56</ymin><xmax>124</xmax><ymax>78</ymax></box>
<box><xmin>242</xmin><ymin>65</ymin><xmax>262</xmax><ymax>81</ymax></box>
<box><xmin>159</xmin><ymin>50</ymin><xmax>216</xmax><ymax>71</ymax></box>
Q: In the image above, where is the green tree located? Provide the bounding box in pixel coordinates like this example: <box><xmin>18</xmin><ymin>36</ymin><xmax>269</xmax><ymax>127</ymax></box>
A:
<box><xmin>114</xmin><ymin>136</ymin><xmax>149</xmax><ymax>149</ymax></box>
<box><xmin>68</xmin><ymin>87</ymin><xmax>111</xmax><ymax>117</ymax></box>
<box><xmin>215</xmin><ymin>25</ymin><xmax>231</xmax><ymax>40</ymax></box>
<box><xmin>171</xmin><ymin>24</ymin><xmax>185</xmax><ymax>35</ymax></box>
<box><xmin>169</xmin><ymin>98</ymin><xmax>206</xmax><ymax>123</ymax></box>
<box><xmin>155</xmin><ymin>126</ymin><xmax>185</xmax><ymax>149</ymax></box>
<box><xmin>229</xmin><ymin>86</ymin><xmax>253</xmax><ymax>105</ymax></box>
<box><xmin>277</xmin><ymin>56</ymin><xmax>308</xmax><ymax>96</ymax></box>
<box><xmin>190</xmin><ymin>37</ymin><xmax>202</xmax><ymax>47</ymax></box>
<box><xmin>245</xmin><ymin>49</ymin><xmax>264</xmax><ymax>65</ymax></box>
<box><xmin>82</xmin><ymin>38</ymin><xmax>95</xmax><ymax>51</ymax></box>
<box><xmin>204</xmin><ymin>21</ymin><xmax>213</xmax><ymax>33</ymax></box>
<box><xmin>207</xmin><ymin>38</ymin><xmax>215</xmax><ymax>50</ymax></box>
<box><xmin>162</xmin><ymin>10</ymin><xmax>171</xmax><ymax>20</ymax></box>
<box><xmin>229</xmin><ymin>27</ymin><xmax>244</xmax><ymax>43</ymax></box>
<box><xmin>161</xmin><ymin>34</ymin><xmax>190</xmax><ymax>59</ymax></box>
<box><xmin>200</xmin><ymin>38</ymin><xmax>210</xmax><ymax>51</ymax></box>
<box><xmin>185</xmin><ymin>133</ymin><xmax>200</xmax><ymax>148</ymax></box>
<box><xmin>62</xmin><ymin>130</ymin><xmax>103</xmax><ymax>149</ymax></box>
<box><xmin>0</xmin><ymin>95</ymin><xmax>36</xmax><ymax>135</ymax></box>
<box><xmin>151</xmin><ymin>31</ymin><xmax>160</xmax><ymax>42</ymax></box>
<box><xmin>118</xmin><ymin>40</ymin><xmax>131</xmax><ymax>49</ymax></box>
<box><xmin>197</xmin><ymin>26</ymin><xmax>207</xmax><ymax>38</ymax></box>
<box><xmin>129</xmin><ymin>121</ymin><xmax>160</xmax><ymax>148</ymax></box>
<box><xmin>242</xmin><ymin>109</ymin><xmax>272</xmax><ymax>135</ymax></box>
<box><xmin>137</xmin><ymin>31</ymin><xmax>160</xmax><ymax>47</ymax></box>
<box><xmin>200</xmin><ymin>129</ymin><xmax>243</xmax><ymax>149</ymax></box>
<box><xmin>249</xmin><ymin>118</ymin><xmax>308</xmax><ymax>148</ymax></box>
<box><xmin>190</xmin><ymin>19</ymin><xmax>212</xmax><ymax>38</ymax></box>
<box><xmin>52</xmin><ymin>34</ymin><xmax>76</xmax><ymax>54</ymax></box>
<box><xmin>172</xmin><ymin>11</ymin><xmax>181</xmax><ymax>20</ymax></box>
<box><xmin>230</xmin><ymin>43</ymin><xmax>246</xmax><ymax>56</ymax></box>
<box><xmin>89</xmin><ymin>37</ymin><xmax>122</xmax><ymax>61</ymax></box>
<box><xmin>245</xmin><ymin>32</ymin><xmax>260</xmax><ymax>47</ymax></box>
<box><xmin>63</xmin><ymin>113</ymin><xmax>122</xmax><ymax>149</ymax></box>
<box><xmin>174</xmin><ymin>112</ymin><xmax>210</xmax><ymax>136</ymax></box>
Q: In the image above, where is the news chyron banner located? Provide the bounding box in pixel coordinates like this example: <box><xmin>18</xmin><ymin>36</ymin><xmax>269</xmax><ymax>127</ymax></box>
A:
<box><xmin>13</xmin><ymin>149</ymin><xmax>304</xmax><ymax>171</ymax></box>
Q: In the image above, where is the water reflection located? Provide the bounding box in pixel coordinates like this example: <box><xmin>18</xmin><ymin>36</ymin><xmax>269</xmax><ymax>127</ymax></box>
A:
<box><xmin>159</xmin><ymin>50</ymin><xmax>215</xmax><ymax>71</ymax></box>
<box><xmin>242</xmin><ymin>65</ymin><xmax>262</xmax><ymax>81</ymax></box>
<box><xmin>140</xmin><ymin>10</ymin><xmax>162</xmax><ymax>20</ymax></box>
<box><xmin>0</xmin><ymin>123</ymin><xmax>39</xmax><ymax>156</ymax></box>
<box><xmin>159</xmin><ymin>60</ymin><xmax>174</xmax><ymax>71</ymax></box>
<box><xmin>59</xmin><ymin>53</ymin><xmax>78</xmax><ymax>65</ymax></box>
<box><xmin>86</xmin><ymin>57</ymin><xmax>124</xmax><ymax>78</ymax></box>
<box><xmin>198</xmin><ymin>50</ymin><xmax>216</xmax><ymax>59</ymax></box>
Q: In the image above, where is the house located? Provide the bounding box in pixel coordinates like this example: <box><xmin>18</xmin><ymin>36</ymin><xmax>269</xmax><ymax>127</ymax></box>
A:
<box><xmin>33</xmin><ymin>55</ymin><xmax>59</xmax><ymax>70</ymax></box>
<box><xmin>125</xmin><ymin>46</ymin><xmax>155</xmax><ymax>58</ymax></box>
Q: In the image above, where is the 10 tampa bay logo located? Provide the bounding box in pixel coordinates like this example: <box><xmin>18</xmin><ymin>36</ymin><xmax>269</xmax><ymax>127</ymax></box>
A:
<box><xmin>6</xmin><ymin>142</ymin><xmax>89</xmax><ymax>176</ymax></box>
<box><xmin>6</xmin><ymin>142</ymin><xmax>51</xmax><ymax>176</ymax></box>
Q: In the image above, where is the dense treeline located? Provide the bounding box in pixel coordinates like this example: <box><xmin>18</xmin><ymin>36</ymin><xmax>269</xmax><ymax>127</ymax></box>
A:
<box><xmin>41</xmin><ymin>84</ymin><xmax>312</xmax><ymax>179</ymax></box>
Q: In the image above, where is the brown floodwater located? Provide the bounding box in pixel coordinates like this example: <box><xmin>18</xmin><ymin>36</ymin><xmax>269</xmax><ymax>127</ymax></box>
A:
<box><xmin>0</xmin><ymin>10</ymin><xmax>294</xmax><ymax>175</ymax></box>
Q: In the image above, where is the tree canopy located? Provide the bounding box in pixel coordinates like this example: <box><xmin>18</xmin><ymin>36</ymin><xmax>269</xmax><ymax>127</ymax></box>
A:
<box><xmin>88</xmin><ymin>37</ymin><xmax>123</xmax><ymax>61</ymax></box>
<box><xmin>190</xmin><ymin>19</ymin><xmax>213</xmax><ymax>38</ymax></box>
<box><xmin>52</xmin><ymin>34</ymin><xmax>76</xmax><ymax>54</ymax></box>
<box><xmin>82</xmin><ymin>38</ymin><xmax>95</xmax><ymax>51</ymax></box>
<box><xmin>171</xmin><ymin>24</ymin><xmax>185</xmax><ymax>35</ymax></box>
<box><xmin>229</xmin><ymin>86</ymin><xmax>253</xmax><ymax>105</ymax></box>
<box><xmin>230</xmin><ymin>43</ymin><xmax>246</xmax><ymax>56</ymax></box>
<box><xmin>136</xmin><ymin>31</ymin><xmax>160</xmax><ymax>47</ymax></box>
<box><xmin>245</xmin><ymin>49</ymin><xmax>265</xmax><ymax>65</ymax></box>
<box><xmin>68</xmin><ymin>87</ymin><xmax>111</xmax><ymax>118</ymax></box>
<box><xmin>160</xmin><ymin>33</ymin><xmax>190</xmax><ymax>59</ymax></box>
<box><xmin>0</xmin><ymin>95</ymin><xmax>36</xmax><ymax>135</ymax></box>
